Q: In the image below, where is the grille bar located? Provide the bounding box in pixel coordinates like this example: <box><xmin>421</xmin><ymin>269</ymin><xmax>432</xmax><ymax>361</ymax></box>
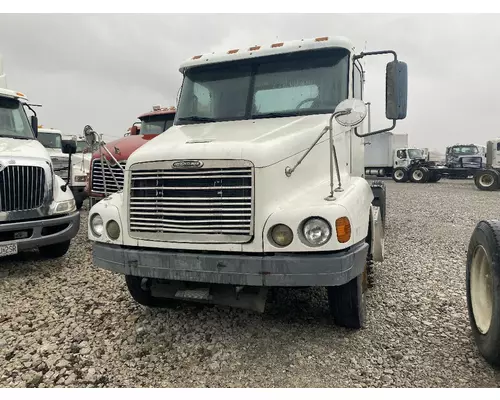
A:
<box><xmin>91</xmin><ymin>159</ymin><xmax>126</xmax><ymax>195</ymax></box>
<box><xmin>0</xmin><ymin>165</ymin><xmax>45</xmax><ymax>212</ymax></box>
<box><xmin>128</xmin><ymin>162</ymin><xmax>254</xmax><ymax>242</ymax></box>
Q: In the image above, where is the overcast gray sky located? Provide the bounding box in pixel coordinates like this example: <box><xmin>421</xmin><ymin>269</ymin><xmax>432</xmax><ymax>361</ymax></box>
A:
<box><xmin>0</xmin><ymin>13</ymin><xmax>497</xmax><ymax>150</ymax></box>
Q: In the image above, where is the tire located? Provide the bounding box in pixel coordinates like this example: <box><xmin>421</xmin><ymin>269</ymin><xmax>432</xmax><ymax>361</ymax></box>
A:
<box><xmin>434</xmin><ymin>173</ymin><xmax>442</xmax><ymax>182</ymax></box>
<box><xmin>125</xmin><ymin>275</ymin><xmax>179</xmax><ymax>308</ymax></box>
<box><xmin>466</xmin><ymin>220</ymin><xmax>500</xmax><ymax>367</ymax></box>
<box><xmin>474</xmin><ymin>170</ymin><xmax>499</xmax><ymax>191</ymax></box>
<box><xmin>327</xmin><ymin>273</ymin><xmax>366</xmax><ymax>329</ymax></box>
<box><xmin>75</xmin><ymin>199</ymin><xmax>84</xmax><ymax>210</ymax></box>
<box><xmin>371</xmin><ymin>181</ymin><xmax>386</xmax><ymax>228</ymax></box>
<box><xmin>409</xmin><ymin>166</ymin><xmax>429</xmax><ymax>183</ymax></box>
<box><xmin>39</xmin><ymin>240</ymin><xmax>71</xmax><ymax>259</ymax></box>
<box><xmin>392</xmin><ymin>167</ymin><xmax>408</xmax><ymax>183</ymax></box>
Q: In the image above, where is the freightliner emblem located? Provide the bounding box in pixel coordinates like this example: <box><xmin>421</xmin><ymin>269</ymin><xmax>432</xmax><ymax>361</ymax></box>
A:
<box><xmin>172</xmin><ymin>160</ymin><xmax>204</xmax><ymax>169</ymax></box>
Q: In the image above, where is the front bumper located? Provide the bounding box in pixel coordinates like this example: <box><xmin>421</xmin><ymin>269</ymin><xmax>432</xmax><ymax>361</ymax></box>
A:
<box><xmin>93</xmin><ymin>240</ymin><xmax>369</xmax><ymax>287</ymax></box>
<box><xmin>0</xmin><ymin>211</ymin><xmax>80</xmax><ymax>251</ymax></box>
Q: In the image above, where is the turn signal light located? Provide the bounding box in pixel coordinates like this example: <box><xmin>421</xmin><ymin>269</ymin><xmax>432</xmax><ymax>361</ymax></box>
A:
<box><xmin>335</xmin><ymin>217</ymin><xmax>351</xmax><ymax>243</ymax></box>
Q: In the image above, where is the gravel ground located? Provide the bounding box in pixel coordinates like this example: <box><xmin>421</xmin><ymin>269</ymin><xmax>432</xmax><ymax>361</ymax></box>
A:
<box><xmin>1</xmin><ymin>179</ymin><xmax>500</xmax><ymax>388</ymax></box>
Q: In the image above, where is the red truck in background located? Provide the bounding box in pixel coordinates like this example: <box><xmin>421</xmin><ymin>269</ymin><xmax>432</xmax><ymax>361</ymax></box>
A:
<box><xmin>86</xmin><ymin>105</ymin><xmax>176</xmax><ymax>207</ymax></box>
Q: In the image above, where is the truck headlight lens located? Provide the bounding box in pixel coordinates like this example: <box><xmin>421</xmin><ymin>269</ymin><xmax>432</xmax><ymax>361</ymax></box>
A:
<box><xmin>106</xmin><ymin>220</ymin><xmax>120</xmax><ymax>240</ymax></box>
<box><xmin>302</xmin><ymin>217</ymin><xmax>331</xmax><ymax>246</ymax></box>
<box><xmin>55</xmin><ymin>199</ymin><xmax>75</xmax><ymax>214</ymax></box>
<box><xmin>270</xmin><ymin>224</ymin><xmax>293</xmax><ymax>247</ymax></box>
<box><xmin>90</xmin><ymin>213</ymin><xmax>104</xmax><ymax>237</ymax></box>
<box><xmin>74</xmin><ymin>175</ymin><xmax>87</xmax><ymax>183</ymax></box>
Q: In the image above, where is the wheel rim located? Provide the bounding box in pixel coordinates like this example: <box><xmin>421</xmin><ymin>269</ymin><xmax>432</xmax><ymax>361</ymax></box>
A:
<box><xmin>479</xmin><ymin>174</ymin><xmax>494</xmax><ymax>187</ymax></box>
<box><xmin>470</xmin><ymin>245</ymin><xmax>493</xmax><ymax>334</ymax></box>
<box><xmin>412</xmin><ymin>170</ymin><xmax>424</xmax><ymax>181</ymax></box>
<box><xmin>394</xmin><ymin>170</ymin><xmax>404</xmax><ymax>180</ymax></box>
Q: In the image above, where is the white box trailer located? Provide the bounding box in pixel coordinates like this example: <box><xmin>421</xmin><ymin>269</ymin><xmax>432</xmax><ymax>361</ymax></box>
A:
<box><xmin>364</xmin><ymin>132</ymin><xmax>408</xmax><ymax>170</ymax></box>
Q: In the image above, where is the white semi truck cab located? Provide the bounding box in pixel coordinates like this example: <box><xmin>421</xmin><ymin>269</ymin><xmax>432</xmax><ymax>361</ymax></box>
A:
<box><xmin>0</xmin><ymin>56</ymin><xmax>80</xmax><ymax>259</ymax></box>
<box><xmin>87</xmin><ymin>36</ymin><xmax>408</xmax><ymax>328</ymax></box>
<box><xmin>37</xmin><ymin>128</ymin><xmax>90</xmax><ymax>209</ymax></box>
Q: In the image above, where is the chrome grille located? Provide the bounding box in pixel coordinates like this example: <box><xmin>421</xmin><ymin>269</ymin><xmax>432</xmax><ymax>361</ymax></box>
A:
<box><xmin>128</xmin><ymin>160</ymin><xmax>254</xmax><ymax>243</ymax></box>
<box><xmin>91</xmin><ymin>159</ymin><xmax>126</xmax><ymax>195</ymax></box>
<box><xmin>51</xmin><ymin>157</ymin><xmax>69</xmax><ymax>180</ymax></box>
<box><xmin>0</xmin><ymin>165</ymin><xmax>45</xmax><ymax>212</ymax></box>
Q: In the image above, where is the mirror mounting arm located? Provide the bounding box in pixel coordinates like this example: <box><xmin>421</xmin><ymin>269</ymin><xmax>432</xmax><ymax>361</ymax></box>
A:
<box><xmin>353</xmin><ymin>50</ymin><xmax>398</xmax><ymax>62</ymax></box>
<box><xmin>354</xmin><ymin>120</ymin><xmax>396</xmax><ymax>139</ymax></box>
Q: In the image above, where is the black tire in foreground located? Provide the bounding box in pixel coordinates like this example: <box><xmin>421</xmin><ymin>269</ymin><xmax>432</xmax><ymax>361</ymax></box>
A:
<box><xmin>466</xmin><ymin>220</ymin><xmax>500</xmax><ymax>367</ymax></box>
<box><xmin>39</xmin><ymin>240</ymin><xmax>71</xmax><ymax>259</ymax></box>
<box><xmin>125</xmin><ymin>275</ymin><xmax>179</xmax><ymax>308</ymax></box>
<box><xmin>392</xmin><ymin>167</ymin><xmax>408</xmax><ymax>183</ymax></box>
<box><xmin>474</xmin><ymin>170</ymin><xmax>499</xmax><ymax>191</ymax></box>
<box><xmin>327</xmin><ymin>273</ymin><xmax>366</xmax><ymax>329</ymax></box>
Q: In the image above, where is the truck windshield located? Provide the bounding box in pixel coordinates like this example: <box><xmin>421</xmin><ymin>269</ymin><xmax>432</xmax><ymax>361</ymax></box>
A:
<box><xmin>176</xmin><ymin>48</ymin><xmax>349</xmax><ymax>125</ymax></box>
<box><xmin>38</xmin><ymin>132</ymin><xmax>62</xmax><ymax>149</ymax></box>
<box><xmin>408</xmin><ymin>149</ymin><xmax>424</xmax><ymax>159</ymax></box>
<box><xmin>75</xmin><ymin>141</ymin><xmax>89</xmax><ymax>153</ymax></box>
<box><xmin>0</xmin><ymin>96</ymin><xmax>34</xmax><ymax>139</ymax></box>
<box><xmin>450</xmin><ymin>146</ymin><xmax>479</xmax><ymax>155</ymax></box>
<box><xmin>140</xmin><ymin>115</ymin><xmax>175</xmax><ymax>134</ymax></box>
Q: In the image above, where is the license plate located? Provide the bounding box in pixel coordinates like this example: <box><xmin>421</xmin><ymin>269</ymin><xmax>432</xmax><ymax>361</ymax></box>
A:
<box><xmin>0</xmin><ymin>243</ymin><xmax>18</xmax><ymax>258</ymax></box>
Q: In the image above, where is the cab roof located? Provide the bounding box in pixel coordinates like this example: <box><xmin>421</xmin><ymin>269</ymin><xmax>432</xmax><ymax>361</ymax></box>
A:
<box><xmin>38</xmin><ymin>127</ymin><xmax>63</xmax><ymax>134</ymax></box>
<box><xmin>179</xmin><ymin>36</ymin><xmax>355</xmax><ymax>73</ymax></box>
<box><xmin>138</xmin><ymin>106</ymin><xmax>176</xmax><ymax>120</ymax></box>
<box><xmin>0</xmin><ymin>87</ymin><xmax>29</xmax><ymax>101</ymax></box>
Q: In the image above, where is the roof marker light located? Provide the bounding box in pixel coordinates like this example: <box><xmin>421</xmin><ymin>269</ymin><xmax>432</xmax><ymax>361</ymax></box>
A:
<box><xmin>271</xmin><ymin>42</ymin><xmax>284</xmax><ymax>48</ymax></box>
<box><xmin>16</xmin><ymin>92</ymin><xmax>25</xmax><ymax>97</ymax></box>
<box><xmin>227</xmin><ymin>49</ymin><xmax>239</xmax><ymax>54</ymax></box>
<box><xmin>249</xmin><ymin>45</ymin><xmax>261</xmax><ymax>51</ymax></box>
<box><xmin>315</xmin><ymin>36</ymin><xmax>329</xmax><ymax>42</ymax></box>
<box><xmin>192</xmin><ymin>55</ymin><xmax>202</xmax><ymax>60</ymax></box>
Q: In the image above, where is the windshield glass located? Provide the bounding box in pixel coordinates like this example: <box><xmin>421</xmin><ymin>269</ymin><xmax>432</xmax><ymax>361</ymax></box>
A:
<box><xmin>176</xmin><ymin>48</ymin><xmax>349</xmax><ymax>125</ymax></box>
<box><xmin>450</xmin><ymin>146</ymin><xmax>479</xmax><ymax>155</ymax></box>
<box><xmin>75</xmin><ymin>141</ymin><xmax>89</xmax><ymax>153</ymax></box>
<box><xmin>0</xmin><ymin>96</ymin><xmax>34</xmax><ymax>139</ymax></box>
<box><xmin>38</xmin><ymin>132</ymin><xmax>62</xmax><ymax>149</ymax></box>
<box><xmin>408</xmin><ymin>149</ymin><xmax>424</xmax><ymax>159</ymax></box>
<box><xmin>140</xmin><ymin>115</ymin><xmax>175</xmax><ymax>134</ymax></box>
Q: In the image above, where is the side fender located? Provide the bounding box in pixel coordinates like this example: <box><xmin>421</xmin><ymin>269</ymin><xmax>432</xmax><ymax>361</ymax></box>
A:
<box><xmin>370</xmin><ymin>204</ymin><xmax>385</xmax><ymax>262</ymax></box>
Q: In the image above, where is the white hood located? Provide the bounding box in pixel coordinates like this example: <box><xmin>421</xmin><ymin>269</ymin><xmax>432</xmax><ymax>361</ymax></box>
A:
<box><xmin>128</xmin><ymin>114</ymin><xmax>334</xmax><ymax>168</ymax></box>
<box><xmin>0</xmin><ymin>137</ymin><xmax>51</xmax><ymax>161</ymax></box>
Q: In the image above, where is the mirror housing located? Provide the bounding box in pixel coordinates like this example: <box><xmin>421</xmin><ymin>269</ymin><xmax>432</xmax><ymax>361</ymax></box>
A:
<box><xmin>62</xmin><ymin>139</ymin><xmax>77</xmax><ymax>155</ymax></box>
<box><xmin>83</xmin><ymin>125</ymin><xmax>99</xmax><ymax>147</ymax></box>
<box><xmin>386</xmin><ymin>60</ymin><xmax>408</xmax><ymax>120</ymax></box>
<box><xmin>31</xmin><ymin>115</ymin><xmax>38</xmax><ymax>137</ymax></box>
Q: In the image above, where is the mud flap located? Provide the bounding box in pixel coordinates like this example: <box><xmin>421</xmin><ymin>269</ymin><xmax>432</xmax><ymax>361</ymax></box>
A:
<box><xmin>150</xmin><ymin>280</ymin><xmax>269</xmax><ymax>313</ymax></box>
<box><xmin>371</xmin><ymin>206</ymin><xmax>385</xmax><ymax>263</ymax></box>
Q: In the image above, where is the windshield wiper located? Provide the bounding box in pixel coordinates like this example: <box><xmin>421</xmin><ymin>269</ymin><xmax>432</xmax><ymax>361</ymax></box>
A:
<box><xmin>252</xmin><ymin>112</ymin><xmax>295</xmax><ymax>119</ymax></box>
<box><xmin>0</xmin><ymin>134</ymin><xmax>32</xmax><ymax>140</ymax></box>
<box><xmin>177</xmin><ymin>116</ymin><xmax>217</xmax><ymax>123</ymax></box>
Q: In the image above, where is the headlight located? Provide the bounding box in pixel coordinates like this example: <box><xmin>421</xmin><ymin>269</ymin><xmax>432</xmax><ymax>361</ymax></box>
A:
<box><xmin>106</xmin><ymin>220</ymin><xmax>120</xmax><ymax>240</ymax></box>
<box><xmin>90</xmin><ymin>214</ymin><xmax>104</xmax><ymax>237</ymax></box>
<box><xmin>74</xmin><ymin>175</ymin><xmax>87</xmax><ymax>183</ymax></box>
<box><xmin>55</xmin><ymin>199</ymin><xmax>75</xmax><ymax>214</ymax></box>
<box><xmin>302</xmin><ymin>217</ymin><xmax>332</xmax><ymax>247</ymax></box>
<box><xmin>269</xmin><ymin>224</ymin><xmax>293</xmax><ymax>247</ymax></box>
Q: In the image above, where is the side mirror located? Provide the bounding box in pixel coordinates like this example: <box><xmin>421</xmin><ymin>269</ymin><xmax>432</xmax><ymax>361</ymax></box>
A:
<box><xmin>31</xmin><ymin>115</ymin><xmax>38</xmax><ymax>137</ymax></box>
<box><xmin>334</xmin><ymin>98</ymin><xmax>367</xmax><ymax>128</ymax></box>
<box><xmin>386</xmin><ymin>60</ymin><xmax>408</xmax><ymax>120</ymax></box>
<box><xmin>130</xmin><ymin>125</ymin><xmax>139</xmax><ymax>135</ymax></box>
<box><xmin>62</xmin><ymin>139</ymin><xmax>77</xmax><ymax>155</ymax></box>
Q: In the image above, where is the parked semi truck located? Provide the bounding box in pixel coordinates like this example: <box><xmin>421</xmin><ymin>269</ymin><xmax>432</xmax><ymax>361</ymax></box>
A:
<box><xmin>471</xmin><ymin>139</ymin><xmax>500</xmax><ymax>191</ymax></box>
<box><xmin>86</xmin><ymin>106</ymin><xmax>176</xmax><ymax>207</ymax></box>
<box><xmin>37</xmin><ymin>127</ymin><xmax>89</xmax><ymax>209</ymax></box>
<box><xmin>0</xmin><ymin>55</ymin><xmax>80</xmax><ymax>259</ymax></box>
<box><xmin>85</xmin><ymin>36</ymin><xmax>408</xmax><ymax>329</ymax></box>
<box><xmin>445</xmin><ymin>143</ymin><xmax>486</xmax><ymax>174</ymax></box>
<box><xmin>363</xmin><ymin>132</ymin><xmax>440</xmax><ymax>182</ymax></box>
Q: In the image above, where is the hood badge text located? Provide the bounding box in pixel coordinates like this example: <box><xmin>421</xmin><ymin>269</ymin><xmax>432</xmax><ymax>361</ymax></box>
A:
<box><xmin>172</xmin><ymin>160</ymin><xmax>204</xmax><ymax>169</ymax></box>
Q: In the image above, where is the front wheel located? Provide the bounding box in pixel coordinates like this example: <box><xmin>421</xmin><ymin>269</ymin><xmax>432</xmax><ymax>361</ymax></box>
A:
<box><xmin>466</xmin><ymin>220</ymin><xmax>500</xmax><ymax>367</ymax></box>
<box><xmin>474</xmin><ymin>170</ymin><xmax>499</xmax><ymax>191</ymax></box>
<box><xmin>327</xmin><ymin>272</ymin><xmax>366</xmax><ymax>329</ymax></box>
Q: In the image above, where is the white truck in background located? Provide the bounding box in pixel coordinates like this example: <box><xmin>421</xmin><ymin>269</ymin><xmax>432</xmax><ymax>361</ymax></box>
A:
<box><xmin>0</xmin><ymin>54</ymin><xmax>80</xmax><ymax>259</ymax></box>
<box><xmin>86</xmin><ymin>36</ymin><xmax>409</xmax><ymax>329</ymax></box>
<box><xmin>37</xmin><ymin>127</ymin><xmax>89</xmax><ymax>209</ymax></box>
<box><xmin>364</xmin><ymin>132</ymin><xmax>439</xmax><ymax>182</ymax></box>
